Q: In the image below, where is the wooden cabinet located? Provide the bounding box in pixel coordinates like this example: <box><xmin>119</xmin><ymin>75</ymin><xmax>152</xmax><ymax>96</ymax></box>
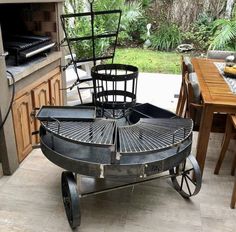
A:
<box><xmin>12</xmin><ymin>92</ymin><xmax>33</xmax><ymax>162</ymax></box>
<box><xmin>32</xmin><ymin>81</ymin><xmax>50</xmax><ymax>108</ymax></box>
<box><xmin>49</xmin><ymin>72</ymin><xmax>63</xmax><ymax>106</ymax></box>
<box><xmin>12</xmin><ymin>68</ymin><xmax>62</xmax><ymax>162</ymax></box>
<box><xmin>32</xmin><ymin>80</ymin><xmax>51</xmax><ymax>144</ymax></box>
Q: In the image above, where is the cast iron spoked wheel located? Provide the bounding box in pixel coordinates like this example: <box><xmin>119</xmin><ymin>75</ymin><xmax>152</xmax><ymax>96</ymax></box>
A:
<box><xmin>169</xmin><ymin>154</ymin><xmax>202</xmax><ymax>198</ymax></box>
<box><xmin>61</xmin><ymin>171</ymin><xmax>81</xmax><ymax>229</ymax></box>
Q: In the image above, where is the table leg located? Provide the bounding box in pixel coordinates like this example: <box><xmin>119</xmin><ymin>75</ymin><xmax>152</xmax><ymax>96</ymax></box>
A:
<box><xmin>230</xmin><ymin>175</ymin><xmax>236</xmax><ymax>209</ymax></box>
<box><xmin>195</xmin><ymin>105</ymin><xmax>214</xmax><ymax>176</ymax></box>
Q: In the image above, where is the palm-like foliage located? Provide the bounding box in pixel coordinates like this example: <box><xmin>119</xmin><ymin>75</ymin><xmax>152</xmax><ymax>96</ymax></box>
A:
<box><xmin>209</xmin><ymin>19</ymin><xmax>236</xmax><ymax>50</ymax></box>
<box><xmin>64</xmin><ymin>0</ymin><xmax>144</xmax><ymax>48</ymax></box>
<box><xmin>118</xmin><ymin>1</ymin><xmax>144</xmax><ymax>43</ymax></box>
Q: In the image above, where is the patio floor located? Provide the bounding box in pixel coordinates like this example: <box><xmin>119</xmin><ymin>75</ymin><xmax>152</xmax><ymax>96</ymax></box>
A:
<box><xmin>0</xmin><ymin>73</ymin><xmax>236</xmax><ymax>232</ymax></box>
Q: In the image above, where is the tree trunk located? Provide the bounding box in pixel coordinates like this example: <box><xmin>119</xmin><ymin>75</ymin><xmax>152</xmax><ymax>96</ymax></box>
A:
<box><xmin>170</xmin><ymin>0</ymin><xmax>203</xmax><ymax>30</ymax></box>
<box><xmin>225</xmin><ymin>0</ymin><xmax>235</xmax><ymax>18</ymax></box>
<box><xmin>203</xmin><ymin>0</ymin><xmax>210</xmax><ymax>12</ymax></box>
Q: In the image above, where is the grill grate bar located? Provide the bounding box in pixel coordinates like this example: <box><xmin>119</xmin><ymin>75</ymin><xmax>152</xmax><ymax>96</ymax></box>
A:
<box><xmin>73</xmin><ymin>121</ymin><xmax>109</xmax><ymax>143</ymax></box>
<box><xmin>41</xmin><ymin>118</ymin><xmax>192</xmax><ymax>153</ymax></box>
<box><xmin>121</xmin><ymin>126</ymin><xmax>155</xmax><ymax>152</ymax></box>
<box><xmin>119</xmin><ymin>125</ymin><xmax>171</xmax><ymax>152</ymax></box>
<box><xmin>42</xmin><ymin>120</ymin><xmax>116</xmax><ymax>145</ymax></box>
<box><xmin>137</xmin><ymin>125</ymin><xmax>175</xmax><ymax>146</ymax></box>
<box><xmin>118</xmin><ymin>119</ymin><xmax>192</xmax><ymax>153</ymax></box>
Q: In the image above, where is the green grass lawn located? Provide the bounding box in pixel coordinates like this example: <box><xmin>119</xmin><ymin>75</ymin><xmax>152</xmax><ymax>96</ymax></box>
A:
<box><xmin>114</xmin><ymin>48</ymin><xmax>181</xmax><ymax>74</ymax></box>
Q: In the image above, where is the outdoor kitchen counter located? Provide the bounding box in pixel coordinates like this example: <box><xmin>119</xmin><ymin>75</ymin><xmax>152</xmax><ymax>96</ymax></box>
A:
<box><xmin>7</xmin><ymin>51</ymin><xmax>62</xmax><ymax>85</ymax></box>
<box><xmin>0</xmin><ymin>0</ymin><xmax>66</xmax><ymax>175</ymax></box>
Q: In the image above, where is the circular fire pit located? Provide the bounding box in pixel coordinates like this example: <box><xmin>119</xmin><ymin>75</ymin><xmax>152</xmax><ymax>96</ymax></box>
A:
<box><xmin>37</xmin><ymin>104</ymin><xmax>202</xmax><ymax>228</ymax></box>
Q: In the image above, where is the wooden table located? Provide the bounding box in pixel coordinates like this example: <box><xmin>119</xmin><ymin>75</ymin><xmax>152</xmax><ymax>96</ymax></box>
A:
<box><xmin>192</xmin><ymin>58</ymin><xmax>236</xmax><ymax>176</ymax></box>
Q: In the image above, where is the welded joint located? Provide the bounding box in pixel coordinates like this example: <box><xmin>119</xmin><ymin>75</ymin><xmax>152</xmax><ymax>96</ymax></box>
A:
<box><xmin>116</xmin><ymin>152</ymin><xmax>121</xmax><ymax>160</ymax></box>
<box><xmin>100</xmin><ymin>164</ymin><xmax>104</xmax><ymax>178</ymax></box>
<box><xmin>140</xmin><ymin>165</ymin><xmax>147</xmax><ymax>178</ymax></box>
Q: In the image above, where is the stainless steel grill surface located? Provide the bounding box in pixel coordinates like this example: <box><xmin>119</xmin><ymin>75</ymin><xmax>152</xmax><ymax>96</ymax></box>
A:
<box><xmin>118</xmin><ymin>118</ymin><xmax>192</xmax><ymax>154</ymax></box>
<box><xmin>41</xmin><ymin>118</ymin><xmax>192</xmax><ymax>153</ymax></box>
<box><xmin>41</xmin><ymin>119</ymin><xmax>116</xmax><ymax>145</ymax></box>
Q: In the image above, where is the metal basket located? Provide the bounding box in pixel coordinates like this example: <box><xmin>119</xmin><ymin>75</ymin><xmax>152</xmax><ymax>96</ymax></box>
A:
<box><xmin>91</xmin><ymin>64</ymin><xmax>138</xmax><ymax>118</ymax></box>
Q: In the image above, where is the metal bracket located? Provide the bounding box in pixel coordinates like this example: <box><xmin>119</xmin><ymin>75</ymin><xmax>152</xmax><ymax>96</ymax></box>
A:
<box><xmin>0</xmin><ymin>51</ymin><xmax>8</xmax><ymax>58</ymax></box>
<box><xmin>30</xmin><ymin>108</ymin><xmax>40</xmax><ymax>118</ymax></box>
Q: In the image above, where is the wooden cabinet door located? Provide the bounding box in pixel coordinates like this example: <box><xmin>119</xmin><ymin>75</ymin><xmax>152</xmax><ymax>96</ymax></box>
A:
<box><xmin>49</xmin><ymin>72</ymin><xmax>62</xmax><ymax>106</ymax></box>
<box><xmin>32</xmin><ymin>80</ymin><xmax>50</xmax><ymax>108</ymax></box>
<box><xmin>12</xmin><ymin>92</ymin><xmax>33</xmax><ymax>162</ymax></box>
<box><xmin>32</xmin><ymin>81</ymin><xmax>50</xmax><ymax>143</ymax></box>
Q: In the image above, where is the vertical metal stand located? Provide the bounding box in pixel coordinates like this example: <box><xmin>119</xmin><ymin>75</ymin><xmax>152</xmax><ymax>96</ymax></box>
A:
<box><xmin>60</xmin><ymin>1</ymin><xmax>122</xmax><ymax>104</ymax></box>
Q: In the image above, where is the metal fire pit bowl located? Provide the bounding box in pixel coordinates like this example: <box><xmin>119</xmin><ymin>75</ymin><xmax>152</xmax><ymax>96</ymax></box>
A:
<box><xmin>38</xmin><ymin>104</ymin><xmax>202</xmax><ymax>228</ymax></box>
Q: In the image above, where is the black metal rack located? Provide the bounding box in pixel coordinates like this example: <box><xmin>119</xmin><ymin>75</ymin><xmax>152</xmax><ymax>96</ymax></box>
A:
<box><xmin>60</xmin><ymin>0</ymin><xmax>122</xmax><ymax>103</ymax></box>
<box><xmin>91</xmin><ymin>63</ymin><xmax>139</xmax><ymax>118</ymax></box>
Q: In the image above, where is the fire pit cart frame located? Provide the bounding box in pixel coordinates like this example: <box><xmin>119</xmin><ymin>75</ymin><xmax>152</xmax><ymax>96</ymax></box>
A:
<box><xmin>38</xmin><ymin>105</ymin><xmax>202</xmax><ymax>229</ymax></box>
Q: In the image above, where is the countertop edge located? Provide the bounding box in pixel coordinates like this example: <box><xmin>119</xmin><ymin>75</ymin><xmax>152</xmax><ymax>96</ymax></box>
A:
<box><xmin>7</xmin><ymin>51</ymin><xmax>62</xmax><ymax>85</ymax></box>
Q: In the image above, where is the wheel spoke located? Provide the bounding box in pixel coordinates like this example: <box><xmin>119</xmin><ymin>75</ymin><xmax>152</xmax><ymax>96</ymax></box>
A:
<box><xmin>184</xmin><ymin>176</ymin><xmax>192</xmax><ymax>196</ymax></box>
<box><xmin>182</xmin><ymin>160</ymin><xmax>186</xmax><ymax>171</ymax></box>
<box><xmin>169</xmin><ymin>154</ymin><xmax>202</xmax><ymax>198</ymax></box>
<box><xmin>183</xmin><ymin>167</ymin><xmax>194</xmax><ymax>175</ymax></box>
<box><xmin>185</xmin><ymin>173</ymin><xmax>196</xmax><ymax>186</ymax></box>
<box><xmin>180</xmin><ymin>175</ymin><xmax>184</xmax><ymax>191</ymax></box>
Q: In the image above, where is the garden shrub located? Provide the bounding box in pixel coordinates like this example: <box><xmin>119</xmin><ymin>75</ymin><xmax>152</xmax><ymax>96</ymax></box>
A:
<box><xmin>181</xmin><ymin>12</ymin><xmax>214</xmax><ymax>50</ymax></box>
<box><xmin>150</xmin><ymin>23</ymin><xmax>181</xmax><ymax>51</ymax></box>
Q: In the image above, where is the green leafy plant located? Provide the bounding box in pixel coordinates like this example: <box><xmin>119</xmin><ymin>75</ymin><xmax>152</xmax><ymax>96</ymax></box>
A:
<box><xmin>181</xmin><ymin>12</ymin><xmax>215</xmax><ymax>50</ymax></box>
<box><xmin>63</xmin><ymin>0</ymin><xmax>144</xmax><ymax>56</ymax></box>
<box><xmin>209</xmin><ymin>18</ymin><xmax>236</xmax><ymax>50</ymax></box>
<box><xmin>150</xmin><ymin>23</ymin><xmax>181</xmax><ymax>51</ymax></box>
<box><xmin>117</xmin><ymin>1</ymin><xmax>144</xmax><ymax>45</ymax></box>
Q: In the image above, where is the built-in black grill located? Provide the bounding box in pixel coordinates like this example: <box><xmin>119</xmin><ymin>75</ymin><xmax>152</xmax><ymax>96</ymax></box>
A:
<box><xmin>4</xmin><ymin>35</ymin><xmax>55</xmax><ymax>65</ymax></box>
